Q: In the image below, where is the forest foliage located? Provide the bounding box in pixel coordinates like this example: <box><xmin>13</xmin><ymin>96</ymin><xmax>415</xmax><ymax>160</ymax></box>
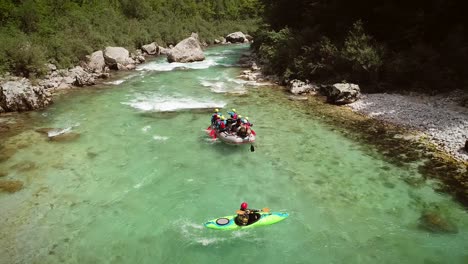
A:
<box><xmin>253</xmin><ymin>0</ymin><xmax>468</xmax><ymax>93</ymax></box>
<box><xmin>0</xmin><ymin>0</ymin><xmax>262</xmax><ymax>77</ymax></box>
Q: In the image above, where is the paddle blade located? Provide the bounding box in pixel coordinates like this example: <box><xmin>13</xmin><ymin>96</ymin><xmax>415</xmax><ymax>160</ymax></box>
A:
<box><xmin>250</xmin><ymin>145</ymin><xmax>255</xmax><ymax>152</ymax></box>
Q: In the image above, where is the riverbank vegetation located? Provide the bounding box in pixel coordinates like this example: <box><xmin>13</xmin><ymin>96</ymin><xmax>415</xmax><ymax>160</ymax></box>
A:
<box><xmin>253</xmin><ymin>0</ymin><xmax>468</xmax><ymax>94</ymax></box>
<box><xmin>0</xmin><ymin>0</ymin><xmax>262</xmax><ymax>77</ymax></box>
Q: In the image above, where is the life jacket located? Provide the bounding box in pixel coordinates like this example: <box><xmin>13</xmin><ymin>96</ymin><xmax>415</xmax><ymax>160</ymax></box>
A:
<box><xmin>236</xmin><ymin>210</ymin><xmax>249</xmax><ymax>225</ymax></box>
<box><xmin>211</xmin><ymin>114</ymin><xmax>218</xmax><ymax>124</ymax></box>
<box><xmin>237</xmin><ymin>126</ymin><xmax>247</xmax><ymax>138</ymax></box>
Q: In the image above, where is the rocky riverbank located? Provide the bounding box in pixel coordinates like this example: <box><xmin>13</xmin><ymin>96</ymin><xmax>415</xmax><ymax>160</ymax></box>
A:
<box><xmin>347</xmin><ymin>92</ymin><xmax>468</xmax><ymax>161</ymax></box>
<box><xmin>0</xmin><ymin>31</ymin><xmax>252</xmax><ymax>114</ymax></box>
<box><xmin>238</xmin><ymin>53</ymin><xmax>468</xmax><ymax>162</ymax></box>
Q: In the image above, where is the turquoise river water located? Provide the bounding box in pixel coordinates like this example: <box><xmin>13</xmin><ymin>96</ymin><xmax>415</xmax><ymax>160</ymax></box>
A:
<box><xmin>0</xmin><ymin>44</ymin><xmax>467</xmax><ymax>263</ymax></box>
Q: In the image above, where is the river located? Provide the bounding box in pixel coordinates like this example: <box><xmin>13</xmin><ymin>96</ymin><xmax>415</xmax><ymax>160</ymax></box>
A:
<box><xmin>0</xmin><ymin>44</ymin><xmax>467</xmax><ymax>263</ymax></box>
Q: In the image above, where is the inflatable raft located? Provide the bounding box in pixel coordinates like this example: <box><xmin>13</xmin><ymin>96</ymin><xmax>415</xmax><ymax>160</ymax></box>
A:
<box><xmin>206</xmin><ymin>126</ymin><xmax>256</xmax><ymax>145</ymax></box>
<box><xmin>204</xmin><ymin>212</ymin><xmax>289</xmax><ymax>230</ymax></box>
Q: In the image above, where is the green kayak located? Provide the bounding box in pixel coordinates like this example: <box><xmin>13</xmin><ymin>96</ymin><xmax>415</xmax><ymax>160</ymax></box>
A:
<box><xmin>204</xmin><ymin>212</ymin><xmax>289</xmax><ymax>230</ymax></box>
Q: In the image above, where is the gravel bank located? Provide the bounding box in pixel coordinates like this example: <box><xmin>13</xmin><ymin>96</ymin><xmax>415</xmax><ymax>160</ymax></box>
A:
<box><xmin>347</xmin><ymin>92</ymin><xmax>468</xmax><ymax>161</ymax></box>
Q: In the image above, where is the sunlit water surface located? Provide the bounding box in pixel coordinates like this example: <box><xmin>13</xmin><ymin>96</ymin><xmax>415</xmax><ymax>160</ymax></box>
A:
<box><xmin>1</xmin><ymin>44</ymin><xmax>467</xmax><ymax>264</ymax></box>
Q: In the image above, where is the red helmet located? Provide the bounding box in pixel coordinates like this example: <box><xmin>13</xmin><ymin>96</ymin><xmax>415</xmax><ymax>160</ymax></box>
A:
<box><xmin>240</xmin><ymin>202</ymin><xmax>248</xmax><ymax>210</ymax></box>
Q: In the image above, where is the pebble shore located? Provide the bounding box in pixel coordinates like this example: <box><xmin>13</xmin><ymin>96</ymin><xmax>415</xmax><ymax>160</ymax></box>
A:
<box><xmin>347</xmin><ymin>92</ymin><xmax>468</xmax><ymax>161</ymax></box>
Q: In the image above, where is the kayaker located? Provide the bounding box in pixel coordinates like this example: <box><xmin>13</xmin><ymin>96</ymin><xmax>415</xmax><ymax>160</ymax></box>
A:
<box><xmin>236</xmin><ymin>202</ymin><xmax>260</xmax><ymax>226</ymax></box>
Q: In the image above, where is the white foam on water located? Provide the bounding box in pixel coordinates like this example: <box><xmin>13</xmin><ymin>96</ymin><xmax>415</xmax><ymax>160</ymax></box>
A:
<box><xmin>137</xmin><ymin>58</ymin><xmax>220</xmax><ymax>72</ymax></box>
<box><xmin>122</xmin><ymin>94</ymin><xmax>226</xmax><ymax>112</ymax></box>
<box><xmin>47</xmin><ymin>122</ymin><xmax>80</xmax><ymax>137</ymax></box>
<box><xmin>48</xmin><ymin>127</ymin><xmax>72</xmax><ymax>137</ymax></box>
<box><xmin>153</xmin><ymin>135</ymin><xmax>169</xmax><ymax>141</ymax></box>
<box><xmin>177</xmin><ymin>220</ymin><xmax>228</xmax><ymax>246</ymax></box>
<box><xmin>227</xmin><ymin>77</ymin><xmax>271</xmax><ymax>87</ymax></box>
<box><xmin>105</xmin><ymin>79</ymin><xmax>125</xmax><ymax>85</ymax></box>
<box><xmin>142</xmin><ymin>125</ymin><xmax>151</xmax><ymax>133</ymax></box>
<box><xmin>104</xmin><ymin>73</ymin><xmax>141</xmax><ymax>85</ymax></box>
<box><xmin>196</xmin><ymin>237</ymin><xmax>226</xmax><ymax>246</ymax></box>
<box><xmin>198</xmin><ymin>76</ymin><xmax>248</xmax><ymax>94</ymax></box>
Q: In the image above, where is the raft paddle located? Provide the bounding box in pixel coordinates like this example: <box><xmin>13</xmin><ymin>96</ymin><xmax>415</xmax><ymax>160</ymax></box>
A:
<box><xmin>250</xmin><ymin>145</ymin><xmax>255</xmax><ymax>152</ymax></box>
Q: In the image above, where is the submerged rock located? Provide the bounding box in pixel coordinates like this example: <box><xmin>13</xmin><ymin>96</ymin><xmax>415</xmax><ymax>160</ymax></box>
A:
<box><xmin>418</xmin><ymin>211</ymin><xmax>458</xmax><ymax>234</ymax></box>
<box><xmin>465</xmin><ymin>140</ymin><xmax>467</xmax><ymax>151</ymax></box>
<box><xmin>35</xmin><ymin>127</ymin><xmax>80</xmax><ymax>142</ymax></box>
<box><xmin>49</xmin><ymin>132</ymin><xmax>80</xmax><ymax>142</ymax></box>
<box><xmin>0</xmin><ymin>180</ymin><xmax>24</xmax><ymax>193</ymax></box>
<box><xmin>0</xmin><ymin>172</ymin><xmax>6</xmax><ymax>177</ymax></box>
<box><xmin>167</xmin><ymin>34</ymin><xmax>205</xmax><ymax>63</ymax></box>
<box><xmin>9</xmin><ymin>161</ymin><xmax>37</xmax><ymax>172</ymax></box>
<box><xmin>0</xmin><ymin>145</ymin><xmax>17</xmax><ymax>162</ymax></box>
<box><xmin>0</xmin><ymin>123</ymin><xmax>9</xmax><ymax>133</ymax></box>
<box><xmin>35</xmin><ymin>127</ymin><xmax>56</xmax><ymax>135</ymax></box>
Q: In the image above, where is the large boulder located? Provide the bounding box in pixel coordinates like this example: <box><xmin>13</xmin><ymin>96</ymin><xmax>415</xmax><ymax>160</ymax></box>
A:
<box><xmin>167</xmin><ymin>35</ymin><xmax>205</xmax><ymax>63</ymax></box>
<box><xmin>321</xmin><ymin>83</ymin><xmax>360</xmax><ymax>105</ymax></box>
<box><xmin>288</xmin><ymin>80</ymin><xmax>319</xmax><ymax>95</ymax></box>
<box><xmin>159</xmin><ymin>46</ymin><xmax>171</xmax><ymax>55</ymax></box>
<box><xmin>103</xmin><ymin>47</ymin><xmax>134</xmax><ymax>70</ymax></box>
<box><xmin>87</xmin><ymin>50</ymin><xmax>106</xmax><ymax>73</ymax></box>
<box><xmin>68</xmin><ymin>66</ymin><xmax>95</xmax><ymax>86</ymax></box>
<box><xmin>226</xmin><ymin>32</ymin><xmax>246</xmax><ymax>43</ymax></box>
<box><xmin>141</xmin><ymin>42</ymin><xmax>159</xmax><ymax>55</ymax></box>
<box><xmin>0</xmin><ymin>78</ymin><xmax>52</xmax><ymax>112</ymax></box>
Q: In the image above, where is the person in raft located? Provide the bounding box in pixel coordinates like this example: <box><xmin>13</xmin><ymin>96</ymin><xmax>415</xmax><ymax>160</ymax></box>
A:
<box><xmin>217</xmin><ymin>116</ymin><xmax>227</xmax><ymax>132</ymax></box>
<box><xmin>243</xmin><ymin>117</ymin><xmax>253</xmax><ymax>127</ymax></box>
<box><xmin>235</xmin><ymin>202</ymin><xmax>260</xmax><ymax>226</ymax></box>
<box><xmin>227</xmin><ymin>109</ymin><xmax>238</xmax><ymax>120</ymax></box>
<box><xmin>211</xmin><ymin>109</ymin><xmax>221</xmax><ymax>125</ymax></box>
<box><xmin>231</xmin><ymin>115</ymin><xmax>243</xmax><ymax>133</ymax></box>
